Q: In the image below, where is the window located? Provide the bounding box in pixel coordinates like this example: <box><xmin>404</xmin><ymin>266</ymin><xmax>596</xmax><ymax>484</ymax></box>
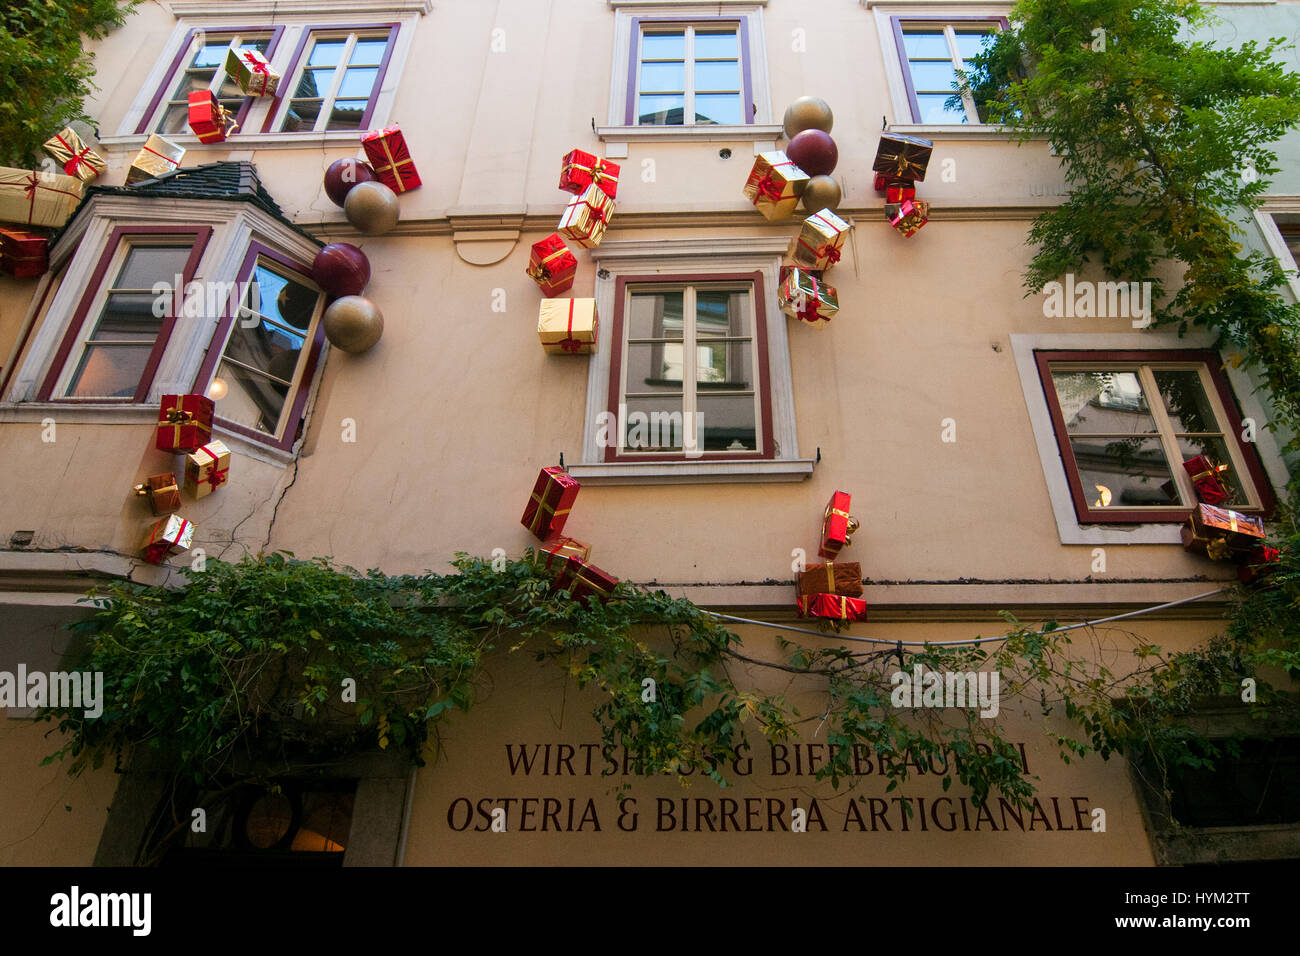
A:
<box><xmin>894</xmin><ymin>18</ymin><xmax>1002</xmax><ymax>124</ymax></box>
<box><xmin>195</xmin><ymin>244</ymin><xmax>327</xmax><ymax>450</ymax></box>
<box><xmin>633</xmin><ymin>24</ymin><xmax>749</xmax><ymax>126</ymax></box>
<box><xmin>142</xmin><ymin>29</ymin><xmax>277</xmax><ymax>136</ymax></box>
<box><xmin>271</xmin><ymin>26</ymin><xmax>398</xmax><ymax>133</ymax></box>
<box><xmin>1035</xmin><ymin>351</ymin><xmax>1275</xmax><ymax>523</ymax></box>
<box><xmin>608</xmin><ymin>278</ymin><xmax>770</xmax><ymax>459</ymax></box>
<box><xmin>37</xmin><ymin>227</ymin><xmax>212</xmax><ymax>402</ymax></box>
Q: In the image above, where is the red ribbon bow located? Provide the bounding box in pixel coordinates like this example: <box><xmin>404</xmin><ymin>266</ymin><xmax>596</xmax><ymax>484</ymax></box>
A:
<box><xmin>560</xmin><ymin>298</ymin><xmax>582</xmax><ymax>352</ymax></box>
<box><xmin>243</xmin><ymin>50</ymin><xmax>272</xmax><ymax>94</ymax></box>
<box><xmin>797</xmin><ymin>275</ymin><xmax>822</xmax><ymax>323</ymax></box>
<box><xmin>586</xmin><ymin>202</ymin><xmax>607</xmax><ymax>225</ymax></box>
<box><xmin>753</xmin><ymin>174</ymin><xmax>785</xmax><ymax>202</ymax></box>
<box><xmin>56</xmin><ymin>134</ymin><xmax>96</xmax><ymax>178</ymax></box>
<box><xmin>820</xmin><ymin>245</ymin><xmax>842</xmax><ymax>264</ymax></box>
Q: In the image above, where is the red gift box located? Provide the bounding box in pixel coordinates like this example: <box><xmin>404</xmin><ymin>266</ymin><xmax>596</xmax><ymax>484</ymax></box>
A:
<box><xmin>797</xmin><ymin>593</ymin><xmax>867</xmax><ymax>622</ymax></box>
<box><xmin>560</xmin><ymin>149</ymin><xmax>620</xmax><ymax>200</ymax></box>
<box><xmin>873</xmin><ymin>172</ymin><xmax>912</xmax><ymax>193</ymax></box>
<box><xmin>156</xmin><ymin>393</ymin><xmax>214</xmax><ymax>453</ymax></box>
<box><xmin>0</xmin><ymin>227</ymin><xmax>48</xmax><ymax>278</ymax></box>
<box><xmin>555</xmin><ymin>555</ymin><xmax>618</xmax><ymax>603</ymax></box>
<box><xmin>1182</xmin><ymin>455</ymin><xmax>1231</xmax><ymax>505</ymax></box>
<box><xmin>361</xmin><ymin>125</ymin><xmax>422</xmax><ymax>194</ymax></box>
<box><xmin>521</xmin><ymin>466</ymin><xmax>580</xmax><ymax>541</ymax></box>
<box><xmin>818</xmin><ymin>490</ymin><xmax>859</xmax><ymax>559</ymax></box>
<box><xmin>885</xmin><ymin>184</ymin><xmax>916</xmax><ymax>204</ymax></box>
<box><xmin>1237</xmin><ymin>545</ymin><xmax>1282</xmax><ymax>585</ymax></box>
<box><xmin>187</xmin><ymin>91</ymin><xmax>237</xmax><ymax>144</ymax></box>
<box><xmin>526</xmin><ymin>233</ymin><xmax>578</xmax><ymax>296</ymax></box>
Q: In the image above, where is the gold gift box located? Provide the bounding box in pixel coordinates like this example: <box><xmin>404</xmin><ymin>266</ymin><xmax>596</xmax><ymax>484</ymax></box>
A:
<box><xmin>538</xmin><ymin>298</ymin><xmax>599</xmax><ymax>355</ymax></box>
<box><xmin>126</xmin><ymin>134</ymin><xmax>186</xmax><ymax>185</ymax></box>
<box><xmin>0</xmin><ymin>167</ymin><xmax>84</xmax><ymax>229</ymax></box>
<box><xmin>43</xmin><ymin>127</ymin><xmax>107</xmax><ymax>183</ymax></box>
<box><xmin>742</xmin><ymin>150</ymin><xmax>810</xmax><ymax>220</ymax></box>
<box><xmin>788</xmin><ymin>207</ymin><xmax>851</xmax><ymax>270</ymax></box>
<box><xmin>778</xmin><ymin>266</ymin><xmax>838</xmax><ymax>328</ymax></box>
<box><xmin>185</xmin><ymin>440</ymin><xmax>231</xmax><ymax>499</ymax></box>
<box><xmin>558</xmin><ymin>184</ymin><xmax>614</xmax><ymax>249</ymax></box>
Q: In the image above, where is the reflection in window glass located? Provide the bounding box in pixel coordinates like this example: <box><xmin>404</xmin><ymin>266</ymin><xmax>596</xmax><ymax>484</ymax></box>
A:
<box><xmin>637</xmin><ymin>25</ymin><xmax>743</xmax><ymax>126</ymax></box>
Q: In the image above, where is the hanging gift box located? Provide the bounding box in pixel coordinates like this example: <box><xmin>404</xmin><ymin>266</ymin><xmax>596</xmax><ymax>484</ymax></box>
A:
<box><xmin>797</xmin><ymin>593</ymin><xmax>867</xmax><ymax>622</ymax></box>
<box><xmin>560</xmin><ymin>149</ymin><xmax>620</xmax><ymax>200</ymax></box>
<box><xmin>789</xmin><ymin>208</ymin><xmax>851</xmax><ymax>271</ymax></box>
<box><xmin>886</xmin><ymin>198</ymin><xmax>930</xmax><ymax>238</ymax></box>
<box><xmin>538</xmin><ymin>297</ymin><xmax>598</xmax><ymax>355</ymax></box>
<box><xmin>532</xmin><ymin>536</ymin><xmax>592</xmax><ymax>582</ymax></box>
<box><xmin>819</xmin><ymin>490</ymin><xmax>859</xmax><ymax>559</ymax></box>
<box><xmin>521</xmin><ymin>466</ymin><xmax>580</xmax><ymax>541</ymax></box>
<box><xmin>187</xmin><ymin>91</ymin><xmax>239</xmax><ymax>144</ymax></box>
<box><xmin>874</xmin><ymin>172</ymin><xmax>912</xmax><ymax>193</ymax></box>
<box><xmin>134</xmin><ymin>473</ymin><xmax>182</xmax><ymax>516</ymax></box>
<box><xmin>1180</xmin><ymin>503</ymin><xmax>1265</xmax><ymax>561</ymax></box>
<box><xmin>156</xmin><ymin>393</ymin><xmax>214</xmax><ymax>453</ymax></box>
<box><xmin>778</xmin><ymin>266</ymin><xmax>838</xmax><ymax>328</ymax></box>
<box><xmin>361</xmin><ymin>125</ymin><xmax>422</xmax><ymax>193</ymax></box>
<box><xmin>0</xmin><ymin>167</ymin><xmax>84</xmax><ymax>229</ymax></box>
<box><xmin>796</xmin><ymin>561</ymin><xmax>863</xmax><ymax>598</ymax></box>
<box><xmin>0</xmin><ymin>227</ymin><xmax>48</xmax><ymax>278</ymax></box>
<box><xmin>526</xmin><ymin>233</ymin><xmax>578</xmax><ymax>297</ymax></box>
<box><xmin>885</xmin><ymin>184</ymin><xmax>916</xmax><ymax>204</ymax></box>
<box><xmin>1182</xmin><ymin>454</ymin><xmax>1231</xmax><ymax>505</ymax></box>
<box><xmin>558</xmin><ymin>184</ymin><xmax>614</xmax><ymax>249</ymax></box>
<box><xmin>742</xmin><ymin>150</ymin><xmax>810</xmax><ymax>220</ymax></box>
<box><xmin>42</xmin><ymin>127</ymin><xmax>107</xmax><ymax>183</ymax></box>
<box><xmin>873</xmin><ymin>133</ymin><xmax>934</xmax><ymax>182</ymax></box>
<box><xmin>1237</xmin><ymin>545</ymin><xmax>1282</xmax><ymax>586</ymax></box>
<box><xmin>225</xmin><ymin>47</ymin><xmax>281</xmax><ymax>97</ymax></box>
<box><xmin>142</xmin><ymin>514</ymin><xmax>195</xmax><ymax>565</ymax></box>
<box><xmin>185</xmin><ymin>441</ymin><xmax>231</xmax><ymax>498</ymax></box>
<box><xmin>125</xmin><ymin>134</ymin><xmax>185</xmax><ymax>185</ymax></box>
<box><xmin>555</xmin><ymin>555</ymin><xmax>619</xmax><ymax>603</ymax></box>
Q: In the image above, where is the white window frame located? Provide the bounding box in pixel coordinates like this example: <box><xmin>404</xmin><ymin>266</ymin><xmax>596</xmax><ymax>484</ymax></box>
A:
<box><xmin>633</xmin><ymin>23</ymin><xmax>746</xmax><ymax>130</ymax></box>
<box><xmin>569</xmin><ymin>236</ymin><xmax>813</xmax><ymax>484</ymax></box>
<box><xmin>1254</xmin><ymin>205</ymin><xmax>1300</xmax><ymax>304</ymax></box>
<box><xmin>149</xmin><ymin>30</ymin><xmax>275</xmax><ymax>137</ymax></box>
<box><xmin>898</xmin><ymin>20</ymin><xmax>993</xmax><ymax>124</ymax></box>
<box><xmin>270</xmin><ymin>28</ymin><xmax>393</xmax><ymax>134</ymax></box>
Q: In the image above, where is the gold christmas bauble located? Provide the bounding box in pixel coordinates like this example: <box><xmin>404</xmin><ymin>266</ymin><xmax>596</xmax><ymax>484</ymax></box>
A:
<box><xmin>801</xmin><ymin>175</ymin><xmax>842</xmax><ymax>212</ymax></box>
<box><xmin>323</xmin><ymin>295</ymin><xmax>384</xmax><ymax>353</ymax></box>
<box><xmin>343</xmin><ymin>181</ymin><xmax>400</xmax><ymax>235</ymax></box>
<box><xmin>783</xmin><ymin>96</ymin><xmax>834</xmax><ymax>139</ymax></box>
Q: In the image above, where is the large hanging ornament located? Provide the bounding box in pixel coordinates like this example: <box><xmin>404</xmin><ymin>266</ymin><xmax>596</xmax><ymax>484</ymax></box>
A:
<box><xmin>801</xmin><ymin>175</ymin><xmax>841</xmax><ymax>213</ymax></box>
<box><xmin>276</xmin><ymin>281</ymin><xmax>318</xmax><ymax>329</ymax></box>
<box><xmin>783</xmin><ymin>96</ymin><xmax>834</xmax><ymax>139</ymax></box>
<box><xmin>785</xmin><ymin>128</ymin><xmax>838</xmax><ymax>177</ymax></box>
<box><xmin>323</xmin><ymin>295</ymin><xmax>384</xmax><ymax>353</ymax></box>
<box><xmin>343</xmin><ymin>181</ymin><xmax>399</xmax><ymax>235</ymax></box>
<box><xmin>324</xmin><ymin>158</ymin><xmax>377</xmax><ymax>206</ymax></box>
<box><xmin>311</xmin><ymin>242</ymin><xmax>370</xmax><ymax>298</ymax></box>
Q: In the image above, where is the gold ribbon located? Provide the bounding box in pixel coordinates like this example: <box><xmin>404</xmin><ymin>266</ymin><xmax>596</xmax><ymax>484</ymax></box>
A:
<box><xmin>366</xmin><ymin>128</ymin><xmax>416</xmax><ymax>193</ymax></box>
<box><xmin>526</xmin><ymin>490</ymin><xmax>570</xmax><ymax>534</ymax></box>
<box><xmin>825</xmin><ymin>562</ymin><xmax>835</xmax><ymax>593</ymax></box>
<box><xmin>527</xmin><ymin>245</ymin><xmax>570</xmax><ymax>282</ymax></box>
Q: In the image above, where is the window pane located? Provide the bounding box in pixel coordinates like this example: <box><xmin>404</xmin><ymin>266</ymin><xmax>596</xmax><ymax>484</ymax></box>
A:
<box><xmin>1154</xmin><ymin>369</ymin><xmax>1220</xmax><ymax>434</ymax></box>
<box><xmin>224</xmin><ymin>316</ymin><xmax>305</xmax><ymax>382</ymax></box>
<box><xmin>640</xmin><ymin>61</ymin><xmax>684</xmax><ymax>93</ymax></box>
<box><xmin>117</xmin><ymin>245</ymin><xmax>192</xmax><ymax>290</ymax></box>
<box><xmin>694</xmin><ymin>60</ymin><xmax>739</xmax><ymax>91</ymax></box>
<box><xmin>695</xmin><ymin>93</ymin><xmax>742</xmax><ymax>125</ymax></box>
<box><xmin>308</xmin><ymin>40</ymin><xmax>346</xmax><ymax>67</ymax></box>
<box><xmin>1069</xmin><ymin>437</ymin><xmax>1179</xmax><ymax>507</ymax></box>
<box><xmin>338</xmin><ymin>67</ymin><xmax>378</xmax><ymax>99</ymax></box>
<box><xmin>624</xmin><ymin>396</ymin><xmax>685</xmax><ymax>451</ymax></box>
<box><xmin>174</xmin><ymin>69</ymin><xmax>217</xmax><ymax>97</ymax></box>
<box><xmin>698</xmin><ymin>395</ymin><xmax>757</xmax><ymax>451</ymax></box>
<box><xmin>217</xmin><ymin>74</ymin><xmax>246</xmax><ymax>98</ymax></box>
<box><xmin>328</xmin><ymin>100</ymin><xmax>368</xmax><ymax>130</ymax></box>
<box><xmin>639</xmin><ymin>94</ymin><xmax>685</xmax><ymax>125</ymax></box>
<box><xmin>246</xmin><ymin>265</ymin><xmax>319</xmax><ymax>330</ymax></box>
<box><xmin>627</xmin><ymin>291</ymin><xmax>684</xmax><ymax>340</ymax></box>
<box><xmin>909</xmin><ymin>60</ymin><xmax>959</xmax><ymax>92</ymax></box>
<box><xmin>294</xmin><ymin>68</ymin><xmax>332</xmax><ymax>99</ymax></box>
<box><xmin>626</xmin><ymin>343</ymin><xmax>686</xmax><ymax>390</ymax></box>
<box><xmin>193</xmin><ymin>42</ymin><xmax>232</xmax><ymax>69</ymax></box>
<box><xmin>696</xmin><ymin>290</ymin><xmax>746</xmax><ymax>337</ymax></box>
<box><xmin>350</xmin><ymin>39</ymin><xmax>389</xmax><ymax>66</ymax></box>
<box><xmin>216</xmin><ymin>360</ymin><xmax>289</xmax><ymax>435</ymax></box>
<box><xmin>696</xmin><ymin>341</ymin><xmax>751</xmax><ymax>387</ymax></box>
<box><xmin>641</xmin><ymin>31</ymin><xmax>685</xmax><ymax>60</ymax></box>
<box><xmin>159</xmin><ymin>104</ymin><xmax>192</xmax><ymax>134</ymax></box>
<box><xmin>1051</xmin><ymin>371</ymin><xmax>1160</xmax><ymax>435</ymax></box>
<box><xmin>92</xmin><ymin>294</ymin><xmax>163</xmax><ymax>340</ymax></box>
<box><xmin>902</xmin><ymin>30</ymin><xmax>951</xmax><ymax>59</ymax></box>
<box><xmin>694</xmin><ymin>30</ymin><xmax>738</xmax><ymax>59</ymax></box>
<box><xmin>1176</xmin><ymin>436</ymin><xmax>1247</xmax><ymax>504</ymax></box>
<box><xmin>954</xmin><ymin>30</ymin><xmax>995</xmax><ymax>61</ymax></box>
<box><xmin>916</xmin><ymin>94</ymin><xmax>966</xmax><ymax>123</ymax></box>
<box><xmin>283</xmin><ymin>100</ymin><xmax>322</xmax><ymax>131</ymax></box>
<box><xmin>67</xmin><ymin>345</ymin><xmax>152</xmax><ymax>398</ymax></box>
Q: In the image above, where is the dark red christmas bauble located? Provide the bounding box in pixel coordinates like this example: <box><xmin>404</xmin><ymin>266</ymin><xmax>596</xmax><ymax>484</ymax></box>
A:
<box><xmin>785</xmin><ymin>129</ymin><xmax>838</xmax><ymax>177</ymax></box>
<box><xmin>312</xmin><ymin>243</ymin><xmax>371</xmax><ymax>298</ymax></box>
<box><xmin>323</xmin><ymin>159</ymin><xmax>377</xmax><ymax>207</ymax></box>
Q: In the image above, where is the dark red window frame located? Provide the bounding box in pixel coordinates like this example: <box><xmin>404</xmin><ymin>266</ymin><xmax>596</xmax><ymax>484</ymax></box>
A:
<box><xmin>624</xmin><ymin>16</ymin><xmax>755</xmax><ymax>126</ymax></box>
<box><xmin>193</xmin><ymin>241</ymin><xmax>327</xmax><ymax>452</ymax></box>
<box><xmin>259</xmin><ymin>23</ymin><xmax>400</xmax><ymax>133</ymax></box>
<box><xmin>604</xmin><ymin>272</ymin><xmax>774</xmax><ymax>463</ymax></box>
<box><xmin>891</xmin><ymin>15</ymin><xmax>1009</xmax><ymax>124</ymax></box>
<box><xmin>134</xmin><ymin>26</ymin><xmax>287</xmax><ymax>136</ymax></box>
<box><xmin>37</xmin><ymin>225</ymin><xmax>213</xmax><ymax>403</ymax></box>
<box><xmin>1034</xmin><ymin>349</ymin><xmax>1277</xmax><ymax>524</ymax></box>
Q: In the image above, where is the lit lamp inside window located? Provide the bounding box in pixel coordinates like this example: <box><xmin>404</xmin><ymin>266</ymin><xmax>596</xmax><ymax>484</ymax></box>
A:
<box><xmin>205</xmin><ymin>376</ymin><xmax>228</xmax><ymax>401</ymax></box>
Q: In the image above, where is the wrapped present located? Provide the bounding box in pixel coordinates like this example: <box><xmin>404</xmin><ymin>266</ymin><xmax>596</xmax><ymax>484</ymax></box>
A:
<box><xmin>1238</xmin><ymin>545</ymin><xmax>1282</xmax><ymax>586</ymax></box>
<box><xmin>1180</xmin><ymin>503</ymin><xmax>1265</xmax><ymax>561</ymax></box>
<box><xmin>1182</xmin><ymin>455</ymin><xmax>1231</xmax><ymax>506</ymax></box>
<box><xmin>0</xmin><ymin>167</ymin><xmax>84</xmax><ymax>228</ymax></box>
<box><xmin>521</xmin><ymin>466</ymin><xmax>580</xmax><ymax>541</ymax></box>
<box><xmin>874</xmin><ymin>172</ymin><xmax>913</xmax><ymax>193</ymax></box>
<box><xmin>156</xmin><ymin>393</ymin><xmax>214</xmax><ymax>452</ymax></box>
<box><xmin>555</xmin><ymin>555</ymin><xmax>619</xmax><ymax>603</ymax></box>
<box><xmin>142</xmin><ymin>514</ymin><xmax>195</xmax><ymax>565</ymax></box>
<box><xmin>797</xmin><ymin>593</ymin><xmax>867</xmax><ymax>622</ymax></box>
<box><xmin>225</xmin><ymin>47</ymin><xmax>280</xmax><ymax>97</ymax></box>
<box><xmin>527</xmin><ymin>233</ymin><xmax>578</xmax><ymax>297</ymax></box>
<box><xmin>125</xmin><ymin>134</ymin><xmax>185</xmax><ymax>185</ymax></box>
<box><xmin>796</xmin><ymin>561</ymin><xmax>863</xmax><ymax>598</ymax></box>
<box><xmin>778</xmin><ymin>266</ymin><xmax>838</xmax><ymax>329</ymax></box>
<box><xmin>789</xmin><ymin>208</ymin><xmax>851</xmax><ymax>271</ymax></box>
<box><xmin>885</xmin><ymin>184</ymin><xmax>916</xmax><ymax>204</ymax></box>
<box><xmin>742</xmin><ymin>150</ymin><xmax>810</xmax><ymax>220</ymax></box>
<box><xmin>187</xmin><ymin>90</ymin><xmax>239</xmax><ymax>144</ymax></box>
<box><xmin>886</xmin><ymin>198</ymin><xmax>930</xmax><ymax>239</ymax></box>
<box><xmin>185</xmin><ymin>441</ymin><xmax>231</xmax><ymax>498</ymax></box>
<box><xmin>819</xmin><ymin>490</ymin><xmax>859</xmax><ymax>559</ymax></box>
<box><xmin>560</xmin><ymin>149</ymin><xmax>620</xmax><ymax>200</ymax></box>
<box><xmin>538</xmin><ymin>297</ymin><xmax>598</xmax><ymax>355</ymax></box>
<box><xmin>0</xmin><ymin>227</ymin><xmax>48</xmax><ymax>278</ymax></box>
<box><xmin>42</xmin><ymin>127</ymin><xmax>107</xmax><ymax>183</ymax></box>
<box><xmin>873</xmin><ymin>132</ymin><xmax>934</xmax><ymax>182</ymax></box>
<box><xmin>558</xmin><ymin>184</ymin><xmax>614</xmax><ymax>249</ymax></box>
<box><xmin>532</xmin><ymin>536</ymin><xmax>591</xmax><ymax>581</ymax></box>
<box><xmin>361</xmin><ymin>125</ymin><xmax>422</xmax><ymax>194</ymax></box>
<box><xmin>134</xmin><ymin>473</ymin><xmax>182</xmax><ymax>516</ymax></box>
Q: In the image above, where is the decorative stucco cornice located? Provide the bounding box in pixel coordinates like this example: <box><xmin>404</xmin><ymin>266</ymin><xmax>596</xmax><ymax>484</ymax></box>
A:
<box><xmin>166</xmin><ymin>0</ymin><xmax>432</xmax><ymax>16</ymax></box>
